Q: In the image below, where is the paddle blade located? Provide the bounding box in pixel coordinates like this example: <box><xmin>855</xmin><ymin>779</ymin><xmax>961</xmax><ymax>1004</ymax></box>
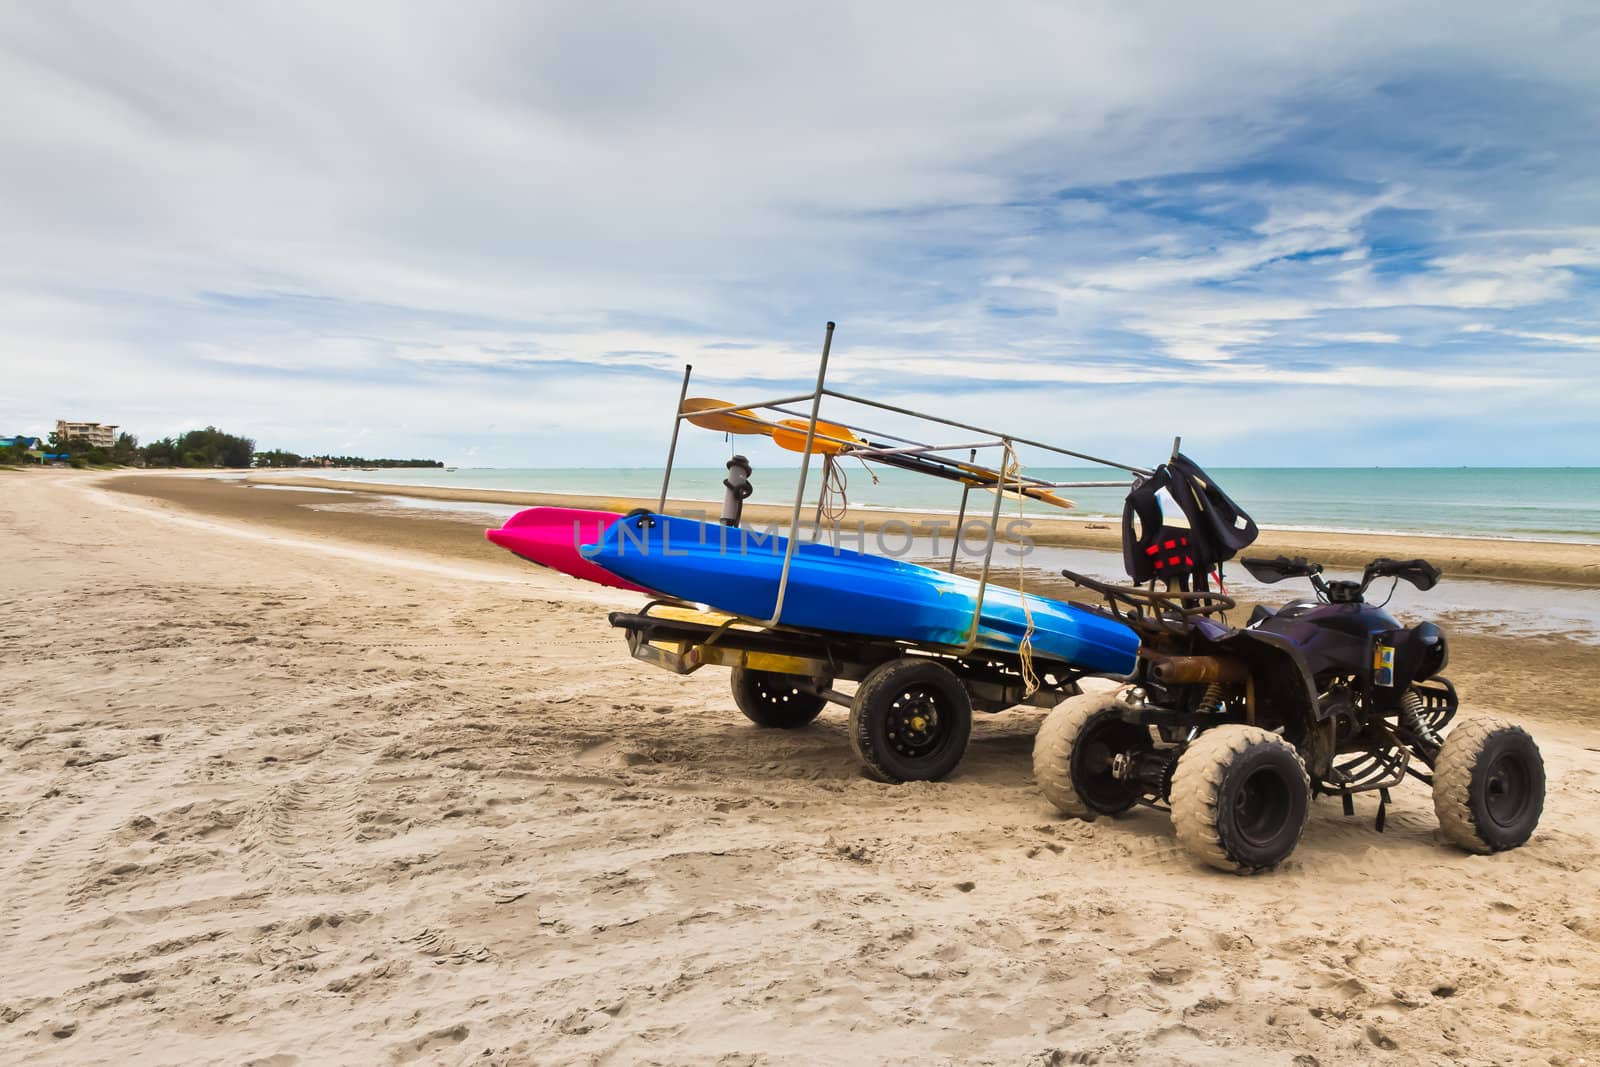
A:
<box><xmin>681</xmin><ymin>397</ymin><xmax>770</xmax><ymax>435</ymax></box>
<box><xmin>770</xmin><ymin>418</ymin><xmax>862</xmax><ymax>455</ymax></box>
<box><xmin>1022</xmin><ymin>486</ymin><xmax>1077</xmax><ymax>510</ymax></box>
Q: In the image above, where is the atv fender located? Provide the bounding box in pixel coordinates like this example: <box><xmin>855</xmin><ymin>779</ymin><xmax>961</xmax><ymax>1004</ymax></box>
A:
<box><xmin>1200</xmin><ymin>623</ymin><xmax>1323</xmax><ymax>734</ymax></box>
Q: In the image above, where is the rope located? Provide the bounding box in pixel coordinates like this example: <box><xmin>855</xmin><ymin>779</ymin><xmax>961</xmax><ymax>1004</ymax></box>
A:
<box><xmin>820</xmin><ymin>455</ymin><xmax>850</xmax><ymax>523</ymax></box>
<box><xmin>1004</xmin><ymin>442</ymin><xmax>1039</xmax><ymax>697</ymax></box>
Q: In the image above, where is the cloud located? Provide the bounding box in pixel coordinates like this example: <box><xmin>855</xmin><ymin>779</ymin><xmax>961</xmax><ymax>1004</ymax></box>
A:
<box><xmin>2</xmin><ymin>2</ymin><xmax>1599</xmax><ymax>466</ymax></box>
<box><xmin>1303</xmin><ymin>333</ymin><xmax>1401</xmax><ymax>345</ymax></box>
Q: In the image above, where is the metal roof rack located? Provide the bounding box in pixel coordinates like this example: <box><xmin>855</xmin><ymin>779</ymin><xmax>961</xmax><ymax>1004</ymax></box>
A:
<box><xmin>654</xmin><ymin>322</ymin><xmax>1150</xmax><ymax>652</ymax></box>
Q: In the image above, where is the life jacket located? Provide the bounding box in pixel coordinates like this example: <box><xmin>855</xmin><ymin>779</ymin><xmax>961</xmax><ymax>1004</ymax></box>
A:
<box><xmin>1122</xmin><ymin>454</ymin><xmax>1259</xmax><ymax>590</ymax></box>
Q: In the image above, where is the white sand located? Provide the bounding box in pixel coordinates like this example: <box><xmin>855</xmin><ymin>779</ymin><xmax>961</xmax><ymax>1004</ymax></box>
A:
<box><xmin>3</xmin><ymin>471</ymin><xmax>1599</xmax><ymax>1064</ymax></box>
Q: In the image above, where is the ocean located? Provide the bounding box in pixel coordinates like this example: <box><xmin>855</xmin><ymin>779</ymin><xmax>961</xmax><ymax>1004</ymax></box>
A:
<box><xmin>301</xmin><ymin>465</ymin><xmax>1600</xmax><ymax>545</ymax></box>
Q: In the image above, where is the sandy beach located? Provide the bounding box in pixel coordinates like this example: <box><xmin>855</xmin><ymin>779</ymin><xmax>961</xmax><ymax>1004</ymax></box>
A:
<box><xmin>4</xmin><ymin>469</ymin><xmax>1599</xmax><ymax>1064</ymax></box>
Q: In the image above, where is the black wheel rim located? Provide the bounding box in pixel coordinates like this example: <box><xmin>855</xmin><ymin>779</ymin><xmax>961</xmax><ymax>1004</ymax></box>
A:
<box><xmin>1483</xmin><ymin>750</ymin><xmax>1533</xmax><ymax>829</ymax></box>
<box><xmin>753</xmin><ymin>675</ymin><xmax>800</xmax><ymax>708</ymax></box>
<box><xmin>886</xmin><ymin>684</ymin><xmax>951</xmax><ymax>760</ymax></box>
<box><xmin>1232</xmin><ymin>765</ymin><xmax>1294</xmax><ymax>848</ymax></box>
<box><xmin>1074</xmin><ymin>716</ymin><xmax>1148</xmax><ymax>811</ymax></box>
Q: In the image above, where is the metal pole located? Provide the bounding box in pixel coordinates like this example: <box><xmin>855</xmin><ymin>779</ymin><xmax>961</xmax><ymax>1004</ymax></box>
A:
<box><xmin>949</xmin><ymin>449</ymin><xmax>975</xmax><ymax>572</ymax></box>
<box><xmin>658</xmin><ymin>364</ymin><xmax>693</xmax><ymax>512</ymax></box>
<box><xmin>765</xmin><ymin>322</ymin><xmax>834</xmax><ymax>626</ymax></box>
<box><xmin>821</xmin><ymin>388</ymin><xmax>1152</xmax><ymax>475</ymax></box>
<box><xmin>961</xmin><ymin>441</ymin><xmax>1011</xmax><ymax>654</ymax></box>
<box><xmin>1047</xmin><ymin>480</ymin><xmax>1136</xmax><ymax>489</ymax></box>
<box><xmin>949</xmin><ymin>487</ymin><xmax>971</xmax><ymax>572</ymax></box>
<box><xmin>847</xmin><ymin>440</ymin><xmax>1000</xmax><ymax>460</ymax></box>
<box><xmin>765</xmin><ymin>401</ymin><xmax>1062</xmax><ymax>487</ymax></box>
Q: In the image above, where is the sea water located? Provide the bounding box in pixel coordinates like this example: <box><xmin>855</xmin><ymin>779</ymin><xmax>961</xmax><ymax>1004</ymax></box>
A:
<box><xmin>302</xmin><ymin>465</ymin><xmax>1600</xmax><ymax>544</ymax></box>
<box><xmin>266</xmin><ymin>467</ymin><xmax>1600</xmax><ymax>642</ymax></box>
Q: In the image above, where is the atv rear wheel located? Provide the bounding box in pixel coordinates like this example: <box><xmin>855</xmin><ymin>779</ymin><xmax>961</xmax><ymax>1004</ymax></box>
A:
<box><xmin>730</xmin><ymin>665</ymin><xmax>826</xmax><ymax>729</ymax></box>
<box><xmin>1171</xmin><ymin>725</ymin><xmax>1310</xmax><ymax>874</ymax></box>
<box><xmin>1432</xmin><ymin>717</ymin><xmax>1544</xmax><ymax>853</ymax></box>
<box><xmin>1033</xmin><ymin>690</ymin><xmax>1151</xmax><ymax>818</ymax></box>
<box><xmin>849</xmin><ymin>658</ymin><xmax>972</xmax><ymax>783</ymax></box>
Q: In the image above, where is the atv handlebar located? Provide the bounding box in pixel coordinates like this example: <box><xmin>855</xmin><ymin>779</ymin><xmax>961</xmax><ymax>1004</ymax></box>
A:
<box><xmin>1241</xmin><ymin>555</ymin><xmax>1321</xmax><ymax>585</ymax></box>
<box><xmin>1363</xmin><ymin>557</ymin><xmax>1441</xmax><ymax>592</ymax></box>
<box><xmin>1241</xmin><ymin>554</ymin><xmax>1440</xmax><ymax>602</ymax></box>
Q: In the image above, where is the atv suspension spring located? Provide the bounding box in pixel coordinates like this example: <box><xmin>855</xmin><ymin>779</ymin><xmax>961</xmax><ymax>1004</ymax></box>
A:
<box><xmin>1399</xmin><ymin>689</ymin><xmax>1442</xmax><ymax>748</ymax></box>
<box><xmin>1172</xmin><ymin>683</ymin><xmax>1227</xmax><ymax>743</ymax></box>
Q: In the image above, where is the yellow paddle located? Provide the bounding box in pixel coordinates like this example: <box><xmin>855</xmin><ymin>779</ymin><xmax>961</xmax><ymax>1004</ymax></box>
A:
<box><xmin>770</xmin><ymin>418</ymin><xmax>864</xmax><ymax>455</ymax></box>
<box><xmin>680</xmin><ymin>397</ymin><xmax>770</xmax><ymax>435</ymax></box>
<box><xmin>680</xmin><ymin>397</ymin><xmax>1076</xmax><ymax>509</ymax></box>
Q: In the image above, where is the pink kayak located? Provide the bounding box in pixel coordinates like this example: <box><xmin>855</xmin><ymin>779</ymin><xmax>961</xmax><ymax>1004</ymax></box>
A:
<box><xmin>485</xmin><ymin>507</ymin><xmax>647</xmax><ymax>592</ymax></box>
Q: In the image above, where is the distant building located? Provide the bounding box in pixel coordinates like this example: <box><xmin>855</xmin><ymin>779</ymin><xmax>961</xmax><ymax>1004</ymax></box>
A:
<box><xmin>0</xmin><ymin>436</ymin><xmax>42</xmax><ymax>449</ymax></box>
<box><xmin>55</xmin><ymin>420</ymin><xmax>119</xmax><ymax>449</ymax></box>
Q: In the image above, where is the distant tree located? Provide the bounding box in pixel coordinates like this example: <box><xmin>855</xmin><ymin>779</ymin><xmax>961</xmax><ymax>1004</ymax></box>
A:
<box><xmin>144</xmin><ymin>436</ymin><xmax>179</xmax><ymax>467</ymax></box>
<box><xmin>113</xmin><ymin>432</ymin><xmax>140</xmax><ymax>465</ymax></box>
<box><xmin>317</xmin><ymin>455</ymin><xmax>443</xmax><ymax>468</ymax></box>
<box><xmin>48</xmin><ymin>432</ymin><xmax>111</xmax><ymax>466</ymax></box>
<box><xmin>254</xmin><ymin>449</ymin><xmax>304</xmax><ymax>468</ymax></box>
<box><xmin>156</xmin><ymin>426</ymin><xmax>255</xmax><ymax>468</ymax></box>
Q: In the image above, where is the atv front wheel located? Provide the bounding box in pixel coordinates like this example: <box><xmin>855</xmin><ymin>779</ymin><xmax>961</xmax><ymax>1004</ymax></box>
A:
<box><xmin>730</xmin><ymin>665</ymin><xmax>827</xmax><ymax>729</ymax></box>
<box><xmin>1033</xmin><ymin>690</ymin><xmax>1151</xmax><ymax>818</ymax></box>
<box><xmin>1171</xmin><ymin>725</ymin><xmax>1310</xmax><ymax>874</ymax></box>
<box><xmin>849</xmin><ymin>658</ymin><xmax>972</xmax><ymax>783</ymax></box>
<box><xmin>1432</xmin><ymin>717</ymin><xmax>1544</xmax><ymax>853</ymax></box>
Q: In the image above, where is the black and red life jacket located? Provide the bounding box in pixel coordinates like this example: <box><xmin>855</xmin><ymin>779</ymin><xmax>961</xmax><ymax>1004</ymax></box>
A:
<box><xmin>1121</xmin><ymin>454</ymin><xmax>1258</xmax><ymax>591</ymax></box>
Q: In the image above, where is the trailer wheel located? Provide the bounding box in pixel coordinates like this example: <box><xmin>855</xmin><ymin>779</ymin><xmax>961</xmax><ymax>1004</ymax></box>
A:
<box><xmin>849</xmin><ymin>658</ymin><xmax>972</xmax><ymax>783</ymax></box>
<box><xmin>1033</xmin><ymin>690</ymin><xmax>1149</xmax><ymax>818</ymax></box>
<box><xmin>730</xmin><ymin>665</ymin><xmax>827</xmax><ymax>729</ymax></box>
<box><xmin>1432</xmin><ymin>717</ymin><xmax>1544</xmax><ymax>853</ymax></box>
<box><xmin>1171</xmin><ymin>725</ymin><xmax>1309</xmax><ymax>874</ymax></box>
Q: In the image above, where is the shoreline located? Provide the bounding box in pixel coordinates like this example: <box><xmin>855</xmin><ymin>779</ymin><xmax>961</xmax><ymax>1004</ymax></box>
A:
<box><xmin>272</xmin><ymin>471</ymin><xmax>1600</xmax><ymax>546</ymax></box>
<box><xmin>241</xmin><ymin>471</ymin><xmax>1600</xmax><ymax>588</ymax></box>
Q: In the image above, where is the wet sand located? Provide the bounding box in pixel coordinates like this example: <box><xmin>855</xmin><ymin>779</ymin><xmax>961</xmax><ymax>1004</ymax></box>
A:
<box><xmin>102</xmin><ymin>472</ymin><xmax>1600</xmax><ymax>752</ymax></box>
<box><xmin>3</xmin><ymin>468</ymin><xmax>1598</xmax><ymax>1063</ymax></box>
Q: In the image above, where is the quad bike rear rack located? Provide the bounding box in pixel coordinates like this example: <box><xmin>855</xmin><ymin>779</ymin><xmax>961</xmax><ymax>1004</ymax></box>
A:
<box><xmin>1059</xmin><ymin>567</ymin><xmax>1236</xmax><ymax>638</ymax></box>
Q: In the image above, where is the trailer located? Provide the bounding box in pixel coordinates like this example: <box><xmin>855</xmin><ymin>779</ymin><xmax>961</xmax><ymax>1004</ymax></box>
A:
<box><xmin>609</xmin><ymin>600</ymin><xmax>1094</xmax><ymax>781</ymax></box>
<box><xmin>598</xmin><ymin>322</ymin><xmax>1163</xmax><ymax>782</ymax></box>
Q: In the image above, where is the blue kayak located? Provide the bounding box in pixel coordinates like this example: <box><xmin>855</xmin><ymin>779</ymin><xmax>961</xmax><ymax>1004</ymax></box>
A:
<box><xmin>587</xmin><ymin>512</ymin><xmax>1139</xmax><ymax>675</ymax></box>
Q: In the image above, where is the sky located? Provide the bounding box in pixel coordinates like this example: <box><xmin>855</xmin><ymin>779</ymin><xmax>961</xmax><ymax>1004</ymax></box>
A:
<box><xmin>3</xmin><ymin>1</ymin><xmax>1599</xmax><ymax>468</ymax></box>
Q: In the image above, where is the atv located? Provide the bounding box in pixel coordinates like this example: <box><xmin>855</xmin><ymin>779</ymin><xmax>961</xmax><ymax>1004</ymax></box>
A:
<box><xmin>1032</xmin><ymin>456</ymin><xmax>1546</xmax><ymax>873</ymax></box>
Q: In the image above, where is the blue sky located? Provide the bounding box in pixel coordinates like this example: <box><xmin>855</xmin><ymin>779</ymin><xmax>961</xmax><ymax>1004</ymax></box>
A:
<box><xmin>3</xmin><ymin>2</ymin><xmax>1598</xmax><ymax>467</ymax></box>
